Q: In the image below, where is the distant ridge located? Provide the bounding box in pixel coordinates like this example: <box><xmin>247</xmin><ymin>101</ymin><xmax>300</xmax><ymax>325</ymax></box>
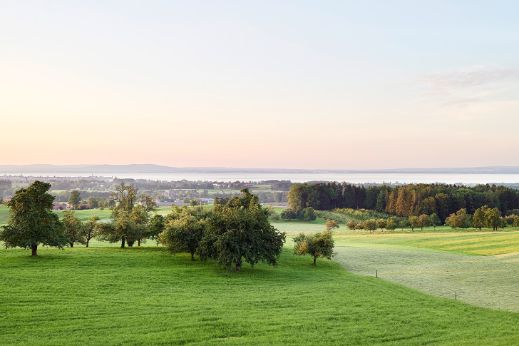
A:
<box><xmin>1</xmin><ymin>164</ymin><xmax>519</xmax><ymax>174</ymax></box>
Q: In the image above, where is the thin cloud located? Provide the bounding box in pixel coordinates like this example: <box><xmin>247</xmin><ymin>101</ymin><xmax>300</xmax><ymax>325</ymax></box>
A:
<box><xmin>417</xmin><ymin>66</ymin><xmax>519</xmax><ymax>109</ymax></box>
<box><xmin>420</xmin><ymin>66</ymin><xmax>519</xmax><ymax>90</ymax></box>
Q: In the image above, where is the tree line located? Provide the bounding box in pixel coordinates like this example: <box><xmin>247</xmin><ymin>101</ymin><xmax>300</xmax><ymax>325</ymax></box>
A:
<box><xmin>287</xmin><ymin>182</ymin><xmax>519</xmax><ymax>221</ymax></box>
<box><xmin>0</xmin><ymin>182</ymin><xmax>287</xmax><ymax>271</ymax></box>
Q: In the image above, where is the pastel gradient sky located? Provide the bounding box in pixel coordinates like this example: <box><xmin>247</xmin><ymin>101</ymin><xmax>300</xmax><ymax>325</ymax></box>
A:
<box><xmin>1</xmin><ymin>1</ymin><xmax>518</xmax><ymax>169</ymax></box>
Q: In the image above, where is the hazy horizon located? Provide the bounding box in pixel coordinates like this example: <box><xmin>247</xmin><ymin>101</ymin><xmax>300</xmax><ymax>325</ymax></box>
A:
<box><xmin>2</xmin><ymin>1</ymin><xmax>518</xmax><ymax>169</ymax></box>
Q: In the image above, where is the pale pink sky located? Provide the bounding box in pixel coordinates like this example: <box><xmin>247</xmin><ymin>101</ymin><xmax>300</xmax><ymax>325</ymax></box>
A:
<box><xmin>1</xmin><ymin>1</ymin><xmax>519</xmax><ymax>169</ymax></box>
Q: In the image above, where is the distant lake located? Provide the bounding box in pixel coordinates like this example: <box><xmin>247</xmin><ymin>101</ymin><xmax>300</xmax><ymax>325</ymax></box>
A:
<box><xmin>3</xmin><ymin>172</ymin><xmax>519</xmax><ymax>184</ymax></box>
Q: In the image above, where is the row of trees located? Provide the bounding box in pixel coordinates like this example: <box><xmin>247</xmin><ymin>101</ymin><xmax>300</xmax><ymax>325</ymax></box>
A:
<box><xmin>344</xmin><ymin>206</ymin><xmax>511</xmax><ymax>231</ymax></box>
<box><xmin>347</xmin><ymin>214</ymin><xmax>441</xmax><ymax>232</ymax></box>
<box><xmin>287</xmin><ymin>182</ymin><xmax>519</xmax><ymax>222</ymax></box>
<box><xmin>0</xmin><ymin>182</ymin><xmax>287</xmax><ymax>272</ymax></box>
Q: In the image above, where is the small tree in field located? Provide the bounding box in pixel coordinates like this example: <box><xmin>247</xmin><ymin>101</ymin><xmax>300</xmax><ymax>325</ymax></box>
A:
<box><xmin>347</xmin><ymin>220</ymin><xmax>358</xmax><ymax>230</ymax></box>
<box><xmin>364</xmin><ymin>219</ymin><xmax>378</xmax><ymax>233</ymax></box>
<box><xmin>429</xmin><ymin>213</ymin><xmax>441</xmax><ymax>230</ymax></box>
<box><xmin>0</xmin><ymin>181</ymin><xmax>66</xmax><ymax>256</ymax></box>
<box><xmin>418</xmin><ymin>214</ymin><xmax>431</xmax><ymax>230</ymax></box>
<box><xmin>293</xmin><ymin>230</ymin><xmax>334</xmax><ymax>265</ymax></box>
<box><xmin>484</xmin><ymin>207</ymin><xmax>501</xmax><ymax>231</ymax></box>
<box><xmin>62</xmin><ymin>210</ymin><xmax>84</xmax><ymax>247</ymax></box>
<box><xmin>325</xmin><ymin>219</ymin><xmax>339</xmax><ymax>231</ymax></box>
<box><xmin>408</xmin><ymin>216</ymin><xmax>419</xmax><ymax>231</ymax></box>
<box><xmin>473</xmin><ymin>206</ymin><xmax>487</xmax><ymax>230</ymax></box>
<box><xmin>82</xmin><ymin>216</ymin><xmax>99</xmax><ymax>247</ymax></box>
<box><xmin>446</xmin><ymin>208</ymin><xmax>471</xmax><ymax>229</ymax></box>
<box><xmin>386</xmin><ymin>217</ymin><xmax>398</xmax><ymax>230</ymax></box>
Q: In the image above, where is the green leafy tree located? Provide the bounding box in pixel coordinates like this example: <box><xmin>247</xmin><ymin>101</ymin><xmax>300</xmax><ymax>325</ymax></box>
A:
<box><xmin>417</xmin><ymin>214</ymin><xmax>431</xmax><ymax>230</ymax></box>
<box><xmin>386</xmin><ymin>217</ymin><xmax>398</xmax><ymax>230</ymax></box>
<box><xmin>106</xmin><ymin>183</ymin><xmax>140</xmax><ymax>248</ymax></box>
<box><xmin>0</xmin><ymin>181</ymin><xmax>66</xmax><ymax>256</ymax></box>
<box><xmin>82</xmin><ymin>216</ymin><xmax>99</xmax><ymax>247</ymax></box>
<box><xmin>130</xmin><ymin>204</ymin><xmax>149</xmax><ymax>246</ymax></box>
<box><xmin>160</xmin><ymin>208</ymin><xmax>206</xmax><ymax>260</ymax></box>
<box><xmin>429</xmin><ymin>213</ymin><xmax>441</xmax><ymax>230</ymax></box>
<box><xmin>293</xmin><ymin>230</ymin><xmax>334</xmax><ymax>265</ymax></box>
<box><xmin>68</xmin><ymin>190</ymin><xmax>81</xmax><ymax>210</ymax></box>
<box><xmin>302</xmin><ymin>207</ymin><xmax>317</xmax><ymax>221</ymax></box>
<box><xmin>147</xmin><ymin>214</ymin><xmax>165</xmax><ymax>243</ymax></box>
<box><xmin>473</xmin><ymin>206</ymin><xmax>487</xmax><ymax>230</ymax></box>
<box><xmin>446</xmin><ymin>208</ymin><xmax>471</xmax><ymax>229</ymax></box>
<box><xmin>364</xmin><ymin>219</ymin><xmax>378</xmax><ymax>233</ymax></box>
<box><xmin>140</xmin><ymin>194</ymin><xmax>157</xmax><ymax>212</ymax></box>
<box><xmin>408</xmin><ymin>216</ymin><xmax>419</xmax><ymax>231</ymax></box>
<box><xmin>62</xmin><ymin>210</ymin><xmax>84</xmax><ymax>247</ymax></box>
<box><xmin>484</xmin><ymin>207</ymin><xmax>501</xmax><ymax>231</ymax></box>
<box><xmin>198</xmin><ymin>189</ymin><xmax>285</xmax><ymax>271</ymax></box>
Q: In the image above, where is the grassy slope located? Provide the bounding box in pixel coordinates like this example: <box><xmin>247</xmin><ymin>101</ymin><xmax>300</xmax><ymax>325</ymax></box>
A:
<box><xmin>0</xmin><ymin>247</ymin><xmax>518</xmax><ymax>345</ymax></box>
<box><xmin>335</xmin><ymin>231</ymin><xmax>519</xmax><ymax>256</ymax></box>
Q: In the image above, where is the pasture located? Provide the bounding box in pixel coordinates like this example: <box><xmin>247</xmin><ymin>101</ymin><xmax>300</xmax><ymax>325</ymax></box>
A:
<box><xmin>1</xmin><ymin>247</ymin><xmax>519</xmax><ymax>345</ymax></box>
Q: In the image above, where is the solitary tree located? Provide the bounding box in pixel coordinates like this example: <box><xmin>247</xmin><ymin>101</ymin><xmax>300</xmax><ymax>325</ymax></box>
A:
<box><xmin>68</xmin><ymin>190</ymin><xmax>81</xmax><ymax>210</ymax></box>
<box><xmin>62</xmin><ymin>210</ymin><xmax>84</xmax><ymax>247</ymax></box>
<box><xmin>293</xmin><ymin>230</ymin><xmax>334</xmax><ymax>265</ymax></box>
<box><xmin>0</xmin><ymin>181</ymin><xmax>66</xmax><ymax>256</ymax></box>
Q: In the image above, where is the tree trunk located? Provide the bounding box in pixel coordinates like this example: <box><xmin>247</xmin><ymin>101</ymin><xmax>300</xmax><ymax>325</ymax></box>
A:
<box><xmin>191</xmin><ymin>252</ymin><xmax>195</xmax><ymax>261</ymax></box>
<box><xmin>31</xmin><ymin>244</ymin><xmax>38</xmax><ymax>256</ymax></box>
<box><xmin>121</xmin><ymin>237</ymin><xmax>126</xmax><ymax>248</ymax></box>
<box><xmin>70</xmin><ymin>242</ymin><xmax>74</xmax><ymax>248</ymax></box>
<box><xmin>313</xmin><ymin>256</ymin><xmax>317</xmax><ymax>266</ymax></box>
<box><xmin>235</xmin><ymin>259</ymin><xmax>242</xmax><ymax>272</ymax></box>
<box><xmin>86</xmin><ymin>239</ymin><xmax>89</xmax><ymax>248</ymax></box>
<box><xmin>137</xmin><ymin>239</ymin><xmax>141</xmax><ymax>247</ymax></box>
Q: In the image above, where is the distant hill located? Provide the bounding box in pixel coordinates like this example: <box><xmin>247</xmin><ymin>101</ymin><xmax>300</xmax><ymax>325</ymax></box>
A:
<box><xmin>1</xmin><ymin>164</ymin><xmax>519</xmax><ymax>174</ymax></box>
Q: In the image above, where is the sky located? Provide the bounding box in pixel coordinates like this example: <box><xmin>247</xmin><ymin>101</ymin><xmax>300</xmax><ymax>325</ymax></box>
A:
<box><xmin>1</xmin><ymin>0</ymin><xmax>518</xmax><ymax>169</ymax></box>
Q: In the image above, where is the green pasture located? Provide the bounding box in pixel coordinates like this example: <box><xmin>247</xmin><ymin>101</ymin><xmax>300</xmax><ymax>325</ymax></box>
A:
<box><xmin>1</xmin><ymin>247</ymin><xmax>518</xmax><ymax>345</ymax></box>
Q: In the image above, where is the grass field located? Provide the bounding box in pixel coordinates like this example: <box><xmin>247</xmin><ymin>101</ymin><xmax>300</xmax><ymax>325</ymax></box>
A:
<box><xmin>337</xmin><ymin>231</ymin><xmax>519</xmax><ymax>256</ymax></box>
<box><xmin>0</xmin><ymin>205</ymin><xmax>172</xmax><ymax>225</ymax></box>
<box><xmin>1</xmin><ymin>247</ymin><xmax>519</xmax><ymax>345</ymax></box>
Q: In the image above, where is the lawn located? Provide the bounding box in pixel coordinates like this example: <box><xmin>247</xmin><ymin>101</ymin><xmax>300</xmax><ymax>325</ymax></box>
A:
<box><xmin>0</xmin><ymin>247</ymin><xmax>518</xmax><ymax>345</ymax></box>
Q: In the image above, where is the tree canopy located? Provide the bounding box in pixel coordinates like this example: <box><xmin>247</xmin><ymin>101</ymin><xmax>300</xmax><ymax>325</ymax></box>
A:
<box><xmin>0</xmin><ymin>181</ymin><xmax>66</xmax><ymax>256</ymax></box>
<box><xmin>198</xmin><ymin>189</ymin><xmax>285</xmax><ymax>271</ymax></box>
<box><xmin>293</xmin><ymin>230</ymin><xmax>335</xmax><ymax>265</ymax></box>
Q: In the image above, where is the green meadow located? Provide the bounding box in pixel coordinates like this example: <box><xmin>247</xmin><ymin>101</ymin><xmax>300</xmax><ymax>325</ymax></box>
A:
<box><xmin>1</xmin><ymin>247</ymin><xmax>519</xmax><ymax>345</ymax></box>
<box><xmin>2</xmin><ymin>205</ymin><xmax>519</xmax><ymax>344</ymax></box>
